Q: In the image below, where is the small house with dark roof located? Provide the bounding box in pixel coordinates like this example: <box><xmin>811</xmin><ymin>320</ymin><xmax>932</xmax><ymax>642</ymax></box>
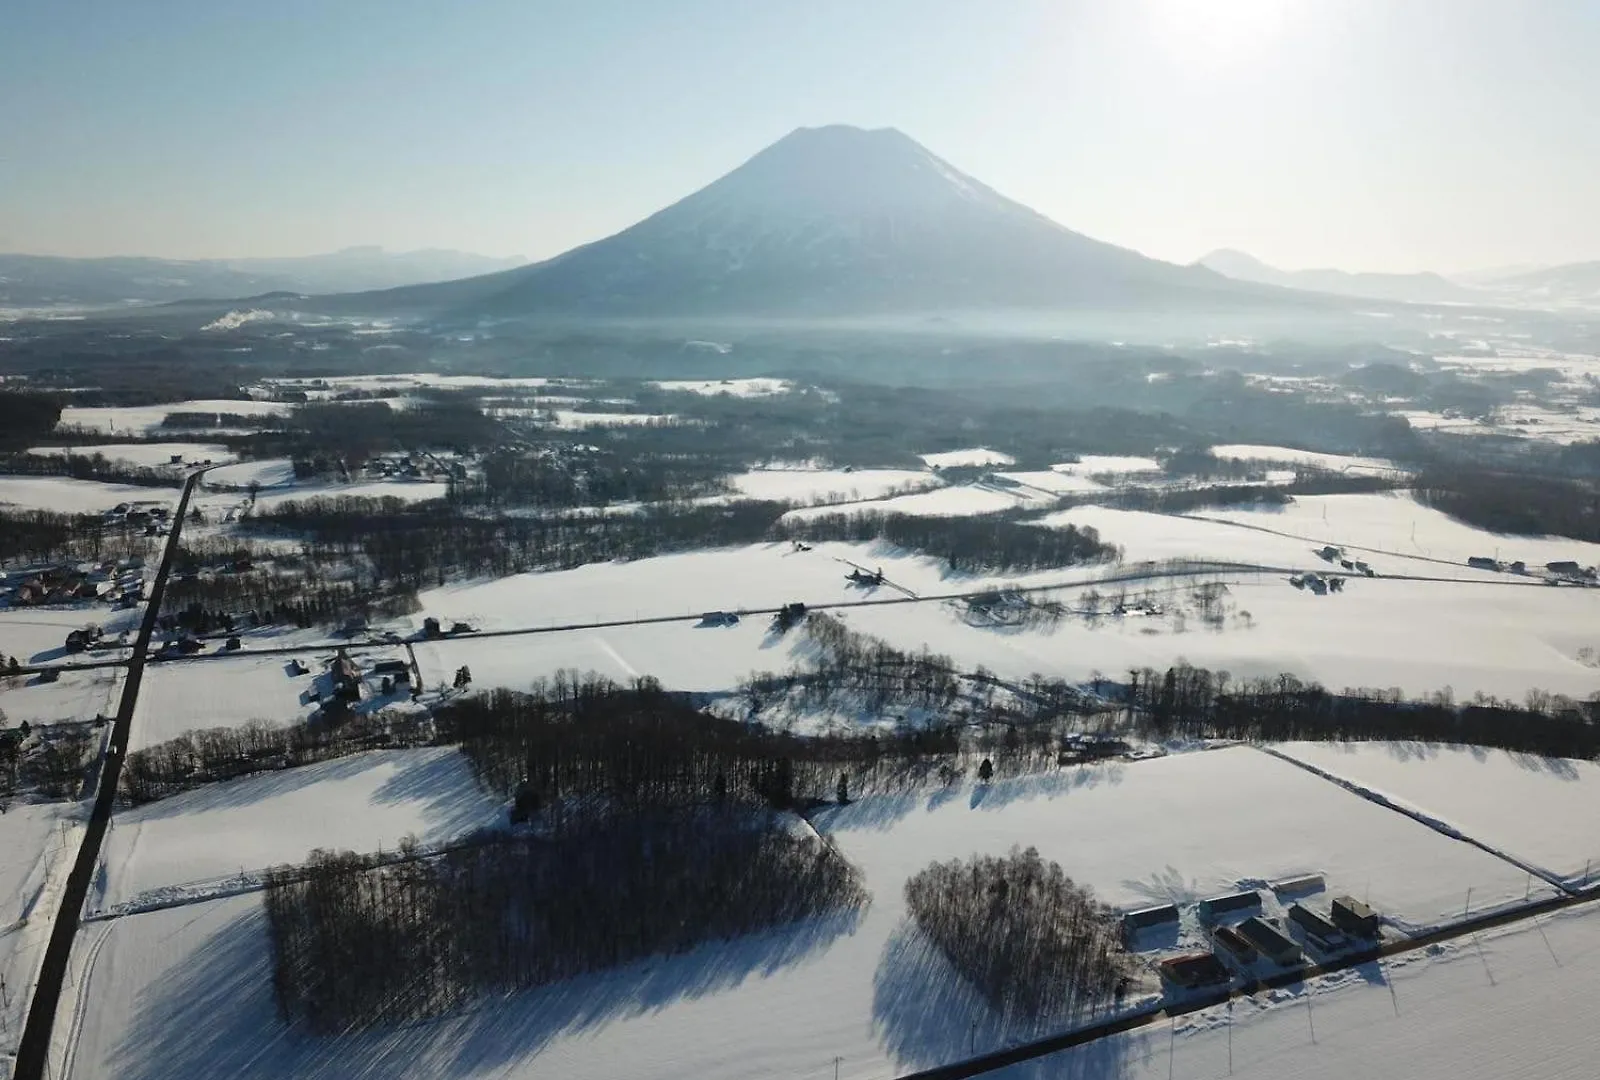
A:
<box><xmin>1330</xmin><ymin>896</ymin><xmax>1380</xmax><ymax>939</ymax></box>
<box><xmin>1198</xmin><ymin>890</ymin><xmax>1262</xmax><ymax>923</ymax></box>
<box><xmin>1237</xmin><ymin>917</ymin><xmax>1301</xmax><ymax>966</ymax></box>
<box><xmin>1158</xmin><ymin>953</ymin><xmax>1231</xmax><ymax>992</ymax></box>
<box><xmin>1288</xmin><ymin>904</ymin><xmax>1346</xmax><ymax>951</ymax></box>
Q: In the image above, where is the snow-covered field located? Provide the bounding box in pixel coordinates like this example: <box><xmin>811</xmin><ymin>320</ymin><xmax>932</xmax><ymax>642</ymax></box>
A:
<box><xmin>0</xmin><ymin>666</ymin><xmax>124</xmax><ymax>726</ymax></box>
<box><xmin>1205</xmin><ymin>490</ymin><xmax>1600</xmax><ymax>570</ymax></box>
<box><xmin>56</xmin><ymin>399</ymin><xmax>291</xmax><ymax>436</ymax></box>
<box><xmin>0</xmin><ymin>801</ymin><xmax>81</xmax><ymax>1066</ymax></box>
<box><xmin>94</xmin><ymin>747</ymin><xmax>502</xmax><ymax>912</ymax></box>
<box><xmin>834</xmin><ymin>565</ymin><xmax>1600</xmax><ymax>703</ymax></box>
<box><xmin>920</xmin><ymin>447</ymin><xmax>1016</xmax><ymax>469</ymax></box>
<box><xmin>720</xmin><ymin>466</ymin><xmax>936</xmax><ymax>505</ymax></box>
<box><xmin>1059</xmin><ymin>455</ymin><xmax>1164</xmax><ymax>476</ymax></box>
<box><xmin>0</xmin><ymin>604</ymin><xmax>142</xmax><ymax>664</ymax></box>
<box><xmin>782</xmin><ymin>481</ymin><xmax>1051</xmax><ymax>521</ymax></box>
<box><xmin>0</xmin><ymin>475</ymin><xmax>179</xmax><ymax>513</ymax></box>
<box><xmin>202</xmin><ymin>457</ymin><xmax>298</xmax><ymax>489</ymax></box>
<box><xmin>242</xmin><ymin>479</ymin><xmax>450</xmax><ymax>511</ymax></box>
<box><xmin>551</xmin><ymin>410</ymin><xmax>676</xmax><ymax>429</ymax></box>
<box><xmin>993</xmin><ymin>901</ymin><xmax>1600</xmax><ymax>1080</ymax></box>
<box><xmin>402</xmin><ymin>541</ymin><xmax>1022</xmax><ymax>635</ymax></box>
<box><xmin>414</xmin><ymin>617</ymin><xmax>818</xmax><ymax>698</ymax></box>
<box><xmin>1275</xmin><ymin>742</ymin><xmax>1600</xmax><ymax>887</ymax></box>
<box><xmin>53</xmin><ymin>747</ymin><xmax>1559</xmax><ymax>1080</ymax></box>
<box><xmin>1210</xmin><ymin>444</ymin><xmax>1403</xmax><ymax>476</ymax></box>
<box><xmin>27</xmin><ymin>442</ymin><xmax>236</xmax><ymax>468</ymax></box>
<box><xmin>652</xmin><ymin>378</ymin><xmax>791</xmax><ymax>397</ymax></box>
<box><xmin>130</xmin><ymin>653</ymin><xmax>325</xmax><ymax>750</ymax></box>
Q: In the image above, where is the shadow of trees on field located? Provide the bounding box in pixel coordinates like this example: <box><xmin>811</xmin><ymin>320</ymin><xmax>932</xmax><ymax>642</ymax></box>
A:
<box><xmin>108</xmin><ymin>900</ymin><xmax>864</xmax><ymax>1080</ymax></box>
<box><xmin>871</xmin><ymin>920</ymin><xmax>1137</xmax><ymax>1080</ymax></box>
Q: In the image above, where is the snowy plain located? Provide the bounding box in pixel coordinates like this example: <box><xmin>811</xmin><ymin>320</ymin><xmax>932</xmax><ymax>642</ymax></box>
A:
<box><xmin>1274</xmin><ymin>741</ymin><xmax>1600</xmax><ymax>887</ymax></box>
<box><xmin>0</xmin><ymin>475</ymin><xmax>179</xmax><ymax>513</ymax></box>
<box><xmin>53</xmin><ymin>747</ymin><xmax>1559</xmax><ymax>1080</ymax></box>
<box><xmin>55</xmin><ymin>399</ymin><xmax>291</xmax><ymax>436</ymax></box>
<box><xmin>93</xmin><ymin>747</ymin><xmax>503</xmax><ymax>912</ymax></box>
<box><xmin>989</xmin><ymin>902</ymin><xmax>1600</xmax><ymax>1080</ymax></box>
<box><xmin>27</xmin><ymin>442</ymin><xmax>236</xmax><ymax>468</ymax></box>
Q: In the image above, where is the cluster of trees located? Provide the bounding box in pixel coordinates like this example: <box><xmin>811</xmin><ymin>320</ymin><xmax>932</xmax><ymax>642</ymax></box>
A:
<box><xmin>160</xmin><ymin>578</ymin><xmax>419</xmax><ymax>633</ymax></box>
<box><xmin>438</xmin><ymin>674</ymin><xmax>918</xmax><ymax>821</ymax></box>
<box><xmin>249</xmin><ymin>498</ymin><xmax>786</xmax><ymax>587</ymax></box>
<box><xmin>459</xmin><ymin>447</ymin><xmax>731</xmax><ymax>508</ymax></box>
<box><xmin>264</xmin><ymin>815</ymin><xmax>868</xmax><ymax>1031</ymax></box>
<box><xmin>122</xmin><ymin>709</ymin><xmax>434</xmax><ymax>803</ymax></box>
<box><xmin>0</xmin><ymin>507</ymin><xmax>152</xmax><ymax>564</ymax></box>
<box><xmin>778</xmin><ymin>512</ymin><xmax>1118</xmax><ymax>574</ymax></box>
<box><xmin>1416</xmin><ymin>466</ymin><xmax>1600</xmax><ymax>543</ymax></box>
<box><xmin>0</xmin><ymin>390</ymin><xmax>63</xmax><ymax>450</ymax></box>
<box><xmin>1130</xmin><ymin>663</ymin><xmax>1600</xmax><ymax>758</ymax></box>
<box><xmin>1112</xmin><ymin>472</ymin><xmax>1399</xmax><ymax>515</ymax></box>
<box><xmin>904</xmin><ymin>847</ymin><xmax>1132</xmax><ymax>1021</ymax></box>
<box><xmin>742</xmin><ymin>612</ymin><xmax>964</xmax><ymax>720</ymax></box>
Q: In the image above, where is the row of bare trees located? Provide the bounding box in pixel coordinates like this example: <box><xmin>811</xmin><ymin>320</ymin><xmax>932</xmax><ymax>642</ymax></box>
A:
<box><xmin>1130</xmin><ymin>663</ymin><xmax>1600</xmax><ymax>757</ymax></box>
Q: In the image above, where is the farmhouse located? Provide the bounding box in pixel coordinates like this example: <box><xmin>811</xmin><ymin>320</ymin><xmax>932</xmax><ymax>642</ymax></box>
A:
<box><xmin>1198</xmin><ymin>889</ymin><xmax>1262</xmax><ymax>922</ymax></box>
<box><xmin>1330</xmin><ymin>895</ymin><xmax>1381</xmax><ymax>939</ymax></box>
<box><xmin>1236</xmin><ymin>917</ymin><xmax>1301</xmax><ymax>965</ymax></box>
<box><xmin>330</xmin><ymin>650</ymin><xmax>363</xmax><ymax>702</ymax></box>
<box><xmin>1288</xmin><ymin>903</ymin><xmax>1346</xmax><ymax>951</ymax></box>
<box><xmin>1158</xmin><ymin>952</ymin><xmax>1231</xmax><ymax>992</ymax></box>
<box><xmin>1121</xmin><ymin>903</ymin><xmax>1179</xmax><ymax>941</ymax></box>
<box><xmin>1212</xmin><ymin>924</ymin><xmax>1258</xmax><ymax>964</ymax></box>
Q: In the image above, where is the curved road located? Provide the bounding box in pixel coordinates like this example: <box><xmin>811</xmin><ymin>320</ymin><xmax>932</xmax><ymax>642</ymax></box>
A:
<box><xmin>11</xmin><ymin>467</ymin><xmax>209</xmax><ymax>1080</ymax></box>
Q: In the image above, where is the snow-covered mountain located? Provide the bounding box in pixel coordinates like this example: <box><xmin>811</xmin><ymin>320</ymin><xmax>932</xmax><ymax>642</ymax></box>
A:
<box><xmin>1471</xmin><ymin>261</ymin><xmax>1600</xmax><ymax>311</ymax></box>
<box><xmin>1198</xmin><ymin>248</ymin><xmax>1473</xmax><ymax>305</ymax></box>
<box><xmin>331</xmin><ymin>126</ymin><xmax>1299</xmax><ymax>319</ymax></box>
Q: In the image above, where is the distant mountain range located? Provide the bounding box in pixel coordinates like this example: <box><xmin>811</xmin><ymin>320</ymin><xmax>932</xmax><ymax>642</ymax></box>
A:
<box><xmin>0</xmin><ymin>247</ymin><xmax>525</xmax><ymax>307</ymax></box>
<box><xmin>1197</xmin><ymin>249</ymin><xmax>1474</xmax><ymax>305</ymax></box>
<box><xmin>1200</xmin><ymin>249</ymin><xmax>1600</xmax><ymax>312</ymax></box>
<box><xmin>314</xmin><ymin>125</ymin><xmax>1307</xmax><ymax>320</ymax></box>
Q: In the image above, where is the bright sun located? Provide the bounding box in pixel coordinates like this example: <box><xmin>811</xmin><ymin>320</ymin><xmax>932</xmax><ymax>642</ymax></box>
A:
<box><xmin>1145</xmin><ymin>0</ymin><xmax>1296</xmax><ymax>66</ymax></box>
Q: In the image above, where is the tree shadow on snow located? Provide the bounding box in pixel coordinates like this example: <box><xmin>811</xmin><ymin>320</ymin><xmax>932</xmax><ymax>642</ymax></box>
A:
<box><xmin>871</xmin><ymin>920</ymin><xmax>1136</xmax><ymax>1080</ymax></box>
<box><xmin>108</xmin><ymin>899</ymin><xmax>866</xmax><ymax>1080</ymax></box>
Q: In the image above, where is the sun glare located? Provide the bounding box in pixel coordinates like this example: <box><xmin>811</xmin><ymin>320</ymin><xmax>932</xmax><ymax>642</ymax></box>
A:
<box><xmin>1144</xmin><ymin>0</ymin><xmax>1295</xmax><ymax>67</ymax></box>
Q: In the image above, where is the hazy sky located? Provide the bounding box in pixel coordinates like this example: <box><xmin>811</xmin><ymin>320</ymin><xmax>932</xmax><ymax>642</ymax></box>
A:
<box><xmin>3</xmin><ymin>0</ymin><xmax>1596</xmax><ymax>273</ymax></box>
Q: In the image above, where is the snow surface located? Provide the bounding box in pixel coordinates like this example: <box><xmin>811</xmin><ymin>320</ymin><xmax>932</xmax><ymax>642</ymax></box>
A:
<box><xmin>652</xmin><ymin>378</ymin><xmax>791</xmax><ymax>397</ymax></box>
<box><xmin>1275</xmin><ymin>742</ymin><xmax>1600</xmax><ymax>887</ymax></box>
<box><xmin>94</xmin><ymin>748</ymin><xmax>502</xmax><ymax>912</ymax></box>
<box><xmin>54</xmin><ymin>748</ymin><xmax>1560</xmax><ymax>1080</ymax></box>
<box><xmin>401</xmin><ymin>542</ymin><xmax>1029</xmax><ymax>635</ymax></box>
<box><xmin>130</xmin><ymin>653</ymin><xmax>328</xmax><ymax>750</ymax></box>
<box><xmin>56</xmin><ymin>399</ymin><xmax>291</xmax><ymax>436</ymax></box>
<box><xmin>782</xmin><ymin>482</ymin><xmax>1051</xmax><ymax>521</ymax></box>
<box><xmin>551</xmin><ymin>410</ymin><xmax>677</xmax><ymax>429</ymax></box>
<box><xmin>202</xmin><ymin>457</ymin><xmax>298</xmax><ymax>489</ymax></box>
<box><xmin>0</xmin><ymin>801</ymin><xmax>80</xmax><ymax>1066</ymax></box>
<box><xmin>0</xmin><ymin>604</ymin><xmax>143</xmax><ymax>664</ymax></box>
<box><xmin>720</xmin><ymin>466</ymin><xmax>936</xmax><ymax>505</ymax></box>
<box><xmin>27</xmin><ymin>442</ymin><xmax>236</xmax><ymax>468</ymax></box>
<box><xmin>1210</xmin><ymin>444</ymin><xmax>1403</xmax><ymax>475</ymax></box>
<box><xmin>1204</xmin><ymin>491</ymin><xmax>1600</xmax><ymax>570</ymax></box>
<box><xmin>247</xmin><ymin>479</ymin><xmax>450</xmax><ymax>510</ymax></box>
<box><xmin>0</xmin><ymin>476</ymin><xmax>180</xmax><ymax>513</ymax></box>
<box><xmin>990</xmin><ymin>901</ymin><xmax>1600</xmax><ymax>1080</ymax></box>
<box><xmin>0</xmin><ymin>666</ymin><xmax>124</xmax><ymax>727</ymax></box>
<box><xmin>920</xmin><ymin>447</ymin><xmax>1016</xmax><ymax>468</ymax></box>
<box><xmin>1057</xmin><ymin>455</ymin><xmax>1163</xmax><ymax>476</ymax></box>
<box><xmin>836</xmin><ymin>571</ymin><xmax>1600</xmax><ymax>702</ymax></box>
